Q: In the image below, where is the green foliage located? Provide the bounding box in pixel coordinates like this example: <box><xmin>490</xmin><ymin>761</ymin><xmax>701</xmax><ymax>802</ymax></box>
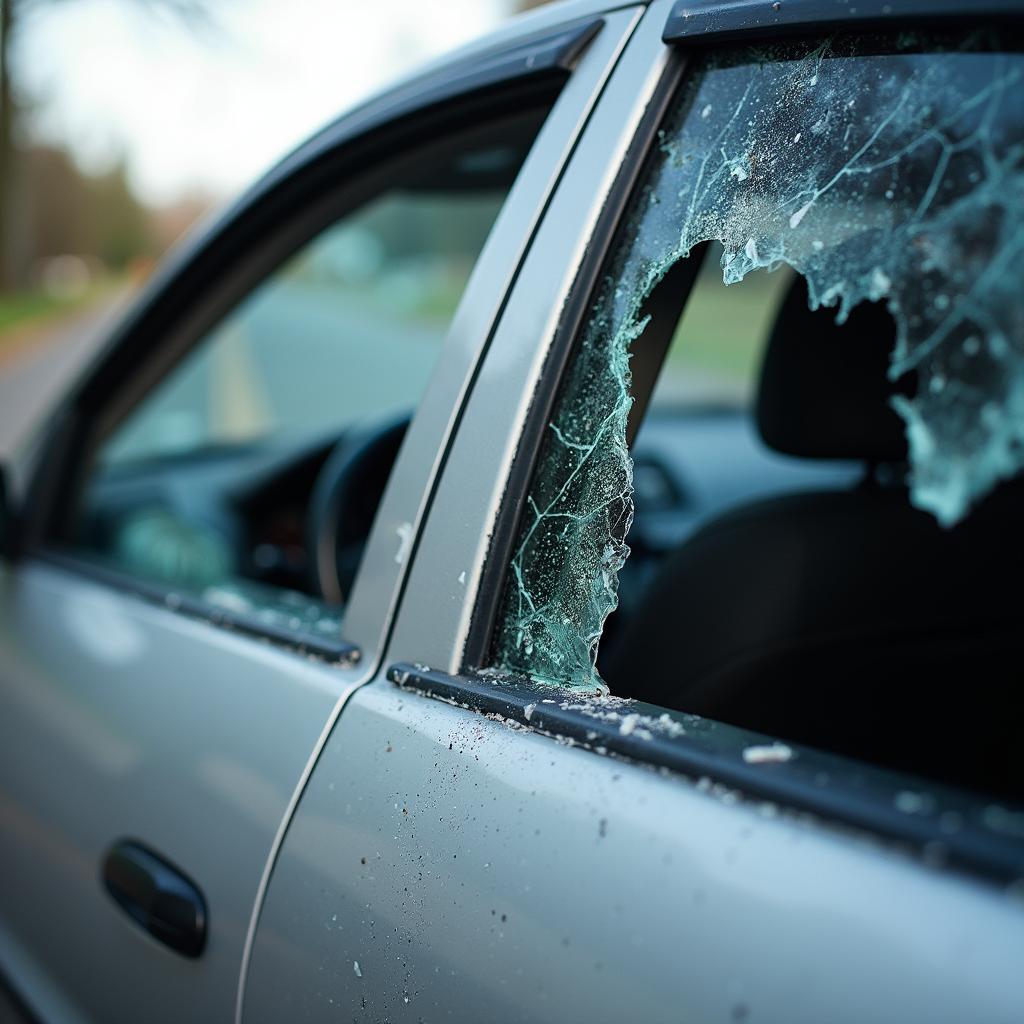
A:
<box><xmin>23</xmin><ymin>145</ymin><xmax>156</xmax><ymax>270</ymax></box>
<box><xmin>0</xmin><ymin>279</ymin><xmax>107</xmax><ymax>339</ymax></box>
<box><xmin>0</xmin><ymin>288</ymin><xmax>70</xmax><ymax>333</ymax></box>
<box><xmin>83</xmin><ymin>158</ymin><xmax>156</xmax><ymax>269</ymax></box>
<box><xmin>0</xmin><ymin>0</ymin><xmax>215</xmax><ymax>290</ymax></box>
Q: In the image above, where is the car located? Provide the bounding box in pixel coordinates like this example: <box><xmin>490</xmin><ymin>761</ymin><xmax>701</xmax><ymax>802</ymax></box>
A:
<box><xmin>2</xmin><ymin>0</ymin><xmax>1023</xmax><ymax>1020</ymax></box>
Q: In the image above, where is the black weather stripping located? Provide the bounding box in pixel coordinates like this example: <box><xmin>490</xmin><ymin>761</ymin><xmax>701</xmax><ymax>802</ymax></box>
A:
<box><xmin>33</xmin><ymin>550</ymin><xmax>360</xmax><ymax>666</ymax></box>
<box><xmin>663</xmin><ymin>0</ymin><xmax>1024</xmax><ymax>45</ymax></box>
<box><xmin>389</xmin><ymin>662</ymin><xmax>1024</xmax><ymax>888</ymax></box>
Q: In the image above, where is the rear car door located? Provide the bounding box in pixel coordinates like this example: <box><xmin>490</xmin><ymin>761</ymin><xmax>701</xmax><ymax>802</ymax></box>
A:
<box><xmin>0</xmin><ymin>11</ymin><xmax>640</xmax><ymax>1021</ymax></box>
<box><xmin>244</xmin><ymin>2</ymin><xmax>1024</xmax><ymax>1022</ymax></box>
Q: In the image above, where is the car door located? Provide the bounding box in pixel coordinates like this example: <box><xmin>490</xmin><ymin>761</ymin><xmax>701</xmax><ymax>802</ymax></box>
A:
<box><xmin>243</xmin><ymin>2</ymin><xmax>1024</xmax><ymax>1022</ymax></box>
<box><xmin>0</xmin><ymin>9</ymin><xmax>642</xmax><ymax>1021</ymax></box>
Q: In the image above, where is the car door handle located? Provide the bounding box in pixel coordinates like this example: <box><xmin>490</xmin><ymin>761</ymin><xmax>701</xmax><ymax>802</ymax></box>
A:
<box><xmin>102</xmin><ymin>840</ymin><xmax>207</xmax><ymax>958</ymax></box>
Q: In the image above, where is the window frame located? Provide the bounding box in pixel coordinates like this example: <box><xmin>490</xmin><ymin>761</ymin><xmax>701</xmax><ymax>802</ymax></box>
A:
<box><xmin>384</xmin><ymin>1</ymin><xmax>677</xmax><ymax>675</ymax></box>
<box><xmin>387</xmin><ymin>661</ymin><xmax>1024</xmax><ymax>885</ymax></box>
<box><xmin>78</xmin><ymin>122</ymin><xmax>542</xmax><ymax>477</ymax></box>
<box><xmin>462</xmin><ymin>49</ymin><xmax>687</xmax><ymax>671</ymax></box>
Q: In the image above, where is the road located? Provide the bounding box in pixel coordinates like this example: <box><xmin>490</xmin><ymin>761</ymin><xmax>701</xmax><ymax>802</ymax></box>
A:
<box><xmin>0</xmin><ymin>299</ymin><xmax>129</xmax><ymax>464</ymax></box>
<box><xmin>105</xmin><ymin>282</ymin><xmax>443</xmax><ymax>463</ymax></box>
<box><xmin>0</xmin><ymin>281</ymin><xmax>446</xmax><ymax>475</ymax></box>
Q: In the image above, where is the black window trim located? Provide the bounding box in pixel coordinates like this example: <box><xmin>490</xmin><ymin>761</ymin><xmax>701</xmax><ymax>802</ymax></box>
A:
<box><xmin>663</xmin><ymin>0</ymin><xmax>1024</xmax><ymax>46</ymax></box>
<box><xmin>32</xmin><ymin>549</ymin><xmax>362</xmax><ymax>665</ymax></box>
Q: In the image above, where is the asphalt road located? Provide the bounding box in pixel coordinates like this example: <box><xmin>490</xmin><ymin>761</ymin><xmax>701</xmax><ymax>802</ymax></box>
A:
<box><xmin>105</xmin><ymin>282</ymin><xmax>443</xmax><ymax>463</ymax></box>
<box><xmin>0</xmin><ymin>300</ymin><xmax>127</xmax><ymax>464</ymax></box>
<box><xmin>0</xmin><ymin>282</ymin><xmax>443</xmax><ymax>476</ymax></box>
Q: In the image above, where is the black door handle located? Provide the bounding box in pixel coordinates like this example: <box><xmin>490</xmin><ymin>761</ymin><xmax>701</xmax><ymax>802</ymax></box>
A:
<box><xmin>102</xmin><ymin>840</ymin><xmax>207</xmax><ymax>958</ymax></box>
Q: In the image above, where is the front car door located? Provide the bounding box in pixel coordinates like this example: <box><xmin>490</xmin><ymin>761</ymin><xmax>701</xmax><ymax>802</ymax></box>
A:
<box><xmin>0</xmin><ymin>7</ymin><xmax>641</xmax><ymax>1020</ymax></box>
<box><xmin>244</xmin><ymin>1</ymin><xmax>1024</xmax><ymax>1021</ymax></box>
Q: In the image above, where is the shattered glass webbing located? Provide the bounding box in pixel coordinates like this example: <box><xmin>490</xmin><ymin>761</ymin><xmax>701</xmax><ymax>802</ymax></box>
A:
<box><xmin>494</xmin><ymin>35</ymin><xmax>1024</xmax><ymax>688</ymax></box>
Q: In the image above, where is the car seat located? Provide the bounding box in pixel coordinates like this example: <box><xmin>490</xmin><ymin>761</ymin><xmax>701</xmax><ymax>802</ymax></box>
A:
<box><xmin>602</xmin><ymin>278</ymin><xmax>1024</xmax><ymax>797</ymax></box>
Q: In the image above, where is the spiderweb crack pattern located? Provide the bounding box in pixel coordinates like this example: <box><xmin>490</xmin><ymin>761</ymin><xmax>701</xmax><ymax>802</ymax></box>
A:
<box><xmin>496</xmin><ymin>35</ymin><xmax>1024</xmax><ymax>688</ymax></box>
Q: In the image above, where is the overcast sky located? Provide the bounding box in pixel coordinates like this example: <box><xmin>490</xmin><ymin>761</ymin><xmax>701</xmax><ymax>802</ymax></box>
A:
<box><xmin>17</xmin><ymin>0</ymin><xmax>516</xmax><ymax>206</ymax></box>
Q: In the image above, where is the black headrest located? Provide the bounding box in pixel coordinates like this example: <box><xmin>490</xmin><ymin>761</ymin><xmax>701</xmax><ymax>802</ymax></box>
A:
<box><xmin>756</xmin><ymin>276</ymin><xmax>910</xmax><ymax>462</ymax></box>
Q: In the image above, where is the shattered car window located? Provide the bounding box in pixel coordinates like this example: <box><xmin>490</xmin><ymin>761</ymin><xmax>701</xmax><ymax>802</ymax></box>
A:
<box><xmin>493</xmin><ymin>35</ymin><xmax>1024</xmax><ymax>689</ymax></box>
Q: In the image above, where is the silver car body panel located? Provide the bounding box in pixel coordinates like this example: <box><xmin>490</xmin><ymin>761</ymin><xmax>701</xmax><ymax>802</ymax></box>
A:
<box><xmin>343</xmin><ymin>4</ymin><xmax>644</xmax><ymax>668</ymax></box>
<box><xmin>239</xmin><ymin>8</ymin><xmax>644</xmax><ymax>1021</ymax></box>
<box><xmin>245</xmin><ymin>681</ymin><xmax>1024</xmax><ymax>1024</ymax></box>
<box><xmin>388</xmin><ymin>0</ymin><xmax>676</xmax><ymax>673</ymax></box>
<box><xmin>0</xmin><ymin>560</ymin><xmax>360</xmax><ymax>1022</ymax></box>
<box><xmin>0</xmin><ymin>7</ymin><xmax>642</xmax><ymax>1022</ymax></box>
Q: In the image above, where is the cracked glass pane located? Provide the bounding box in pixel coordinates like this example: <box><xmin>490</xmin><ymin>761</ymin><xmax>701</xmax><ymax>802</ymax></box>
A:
<box><xmin>493</xmin><ymin>34</ymin><xmax>1024</xmax><ymax>690</ymax></box>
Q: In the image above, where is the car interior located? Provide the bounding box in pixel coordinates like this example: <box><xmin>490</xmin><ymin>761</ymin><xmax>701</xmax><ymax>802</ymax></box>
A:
<box><xmin>601</xmin><ymin>247</ymin><xmax>1024</xmax><ymax>802</ymax></box>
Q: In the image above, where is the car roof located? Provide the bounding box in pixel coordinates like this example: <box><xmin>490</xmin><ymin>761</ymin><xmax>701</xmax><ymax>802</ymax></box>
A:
<box><xmin>663</xmin><ymin>0</ymin><xmax>1024</xmax><ymax>43</ymax></box>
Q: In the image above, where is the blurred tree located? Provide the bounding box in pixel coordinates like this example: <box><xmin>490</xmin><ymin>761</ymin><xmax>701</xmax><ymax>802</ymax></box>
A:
<box><xmin>24</xmin><ymin>145</ymin><xmax>88</xmax><ymax>259</ymax></box>
<box><xmin>0</xmin><ymin>0</ymin><xmax>20</xmax><ymax>291</ymax></box>
<box><xmin>0</xmin><ymin>0</ymin><xmax>214</xmax><ymax>291</ymax></box>
<box><xmin>23</xmin><ymin>144</ymin><xmax>156</xmax><ymax>272</ymax></box>
<box><xmin>84</xmin><ymin>155</ymin><xmax>155</xmax><ymax>269</ymax></box>
<box><xmin>515</xmin><ymin>0</ymin><xmax>553</xmax><ymax>9</ymax></box>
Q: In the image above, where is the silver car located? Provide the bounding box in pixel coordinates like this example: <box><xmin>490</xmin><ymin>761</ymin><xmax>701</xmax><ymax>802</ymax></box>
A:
<box><xmin>2</xmin><ymin>0</ymin><xmax>1023</xmax><ymax>1021</ymax></box>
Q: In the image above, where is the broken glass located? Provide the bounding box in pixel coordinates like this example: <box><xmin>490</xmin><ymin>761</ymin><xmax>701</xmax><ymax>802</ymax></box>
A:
<box><xmin>494</xmin><ymin>34</ymin><xmax>1024</xmax><ymax>689</ymax></box>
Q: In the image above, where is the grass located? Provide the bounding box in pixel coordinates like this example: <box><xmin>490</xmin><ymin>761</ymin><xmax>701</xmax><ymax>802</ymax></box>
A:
<box><xmin>0</xmin><ymin>279</ymin><xmax>120</xmax><ymax>352</ymax></box>
<box><xmin>0</xmin><ymin>289</ymin><xmax>79</xmax><ymax>333</ymax></box>
<box><xmin>661</xmin><ymin>263</ymin><xmax>794</xmax><ymax>384</ymax></box>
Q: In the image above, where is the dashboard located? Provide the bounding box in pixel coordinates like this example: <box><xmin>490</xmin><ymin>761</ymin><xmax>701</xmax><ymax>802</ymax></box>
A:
<box><xmin>76</xmin><ymin>408</ymin><xmax>862</xmax><ymax>622</ymax></box>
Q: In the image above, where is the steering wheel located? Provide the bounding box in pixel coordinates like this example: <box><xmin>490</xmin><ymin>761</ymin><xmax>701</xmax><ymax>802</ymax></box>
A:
<box><xmin>307</xmin><ymin>415</ymin><xmax>409</xmax><ymax>604</ymax></box>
